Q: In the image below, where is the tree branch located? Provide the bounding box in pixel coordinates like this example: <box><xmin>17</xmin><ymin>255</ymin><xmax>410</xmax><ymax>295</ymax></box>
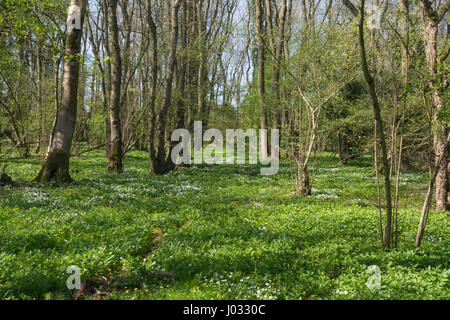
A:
<box><xmin>342</xmin><ymin>0</ymin><xmax>359</xmax><ymax>17</ymax></box>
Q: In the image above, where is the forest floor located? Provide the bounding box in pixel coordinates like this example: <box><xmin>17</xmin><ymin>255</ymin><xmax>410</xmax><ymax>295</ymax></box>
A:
<box><xmin>0</xmin><ymin>150</ymin><xmax>448</xmax><ymax>300</ymax></box>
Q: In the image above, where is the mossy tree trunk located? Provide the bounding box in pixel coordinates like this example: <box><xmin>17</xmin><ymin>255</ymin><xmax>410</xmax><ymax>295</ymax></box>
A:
<box><xmin>34</xmin><ymin>0</ymin><xmax>87</xmax><ymax>183</ymax></box>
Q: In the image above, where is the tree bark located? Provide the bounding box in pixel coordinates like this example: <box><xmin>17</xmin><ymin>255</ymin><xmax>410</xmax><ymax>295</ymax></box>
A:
<box><xmin>106</xmin><ymin>0</ymin><xmax>124</xmax><ymax>173</ymax></box>
<box><xmin>152</xmin><ymin>0</ymin><xmax>182</xmax><ymax>174</ymax></box>
<box><xmin>256</xmin><ymin>0</ymin><xmax>268</xmax><ymax>159</ymax></box>
<box><xmin>419</xmin><ymin>0</ymin><xmax>449</xmax><ymax>210</ymax></box>
<box><xmin>343</xmin><ymin>0</ymin><xmax>394</xmax><ymax>248</ymax></box>
<box><xmin>265</xmin><ymin>0</ymin><xmax>287</xmax><ymax>131</ymax></box>
<box><xmin>34</xmin><ymin>0</ymin><xmax>87</xmax><ymax>183</ymax></box>
<box><xmin>146</xmin><ymin>0</ymin><xmax>158</xmax><ymax>173</ymax></box>
<box><xmin>298</xmin><ymin>164</ymin><xmax>311</xmax><ymax>195</ymax></box>
<box><xmin>361</xmin><ymin>2</ymin><xmax>393</xmax><ymax>248</ymax></box>
<box><xmin>416</xmin><ymin>133</ymin><xmax>450</xmax><ymax>246</ymax></box>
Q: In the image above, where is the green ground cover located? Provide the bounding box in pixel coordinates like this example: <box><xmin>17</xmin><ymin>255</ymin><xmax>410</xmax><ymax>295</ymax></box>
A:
<box><xmin>0</xmin><ymin>150</ymin><xmax>448</xmax><ymax>299</ymax></box>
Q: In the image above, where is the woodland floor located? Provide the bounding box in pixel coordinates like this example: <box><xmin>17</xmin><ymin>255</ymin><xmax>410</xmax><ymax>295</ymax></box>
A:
<box><xmin>0</xmin><ymin>150</ymin><xmax>448</xmax><ymax>300</ymax></box>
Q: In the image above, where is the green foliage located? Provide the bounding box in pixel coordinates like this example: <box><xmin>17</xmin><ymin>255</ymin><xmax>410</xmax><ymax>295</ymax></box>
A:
<box><xmin>0</xmin><ymin>0</ymin><xmax>66</xmax><ymax>45</ymax></box>
<box><xmin>0</xmin><ymin>150</ymin><xmax>448</xmax><ymax>300</ymax></box>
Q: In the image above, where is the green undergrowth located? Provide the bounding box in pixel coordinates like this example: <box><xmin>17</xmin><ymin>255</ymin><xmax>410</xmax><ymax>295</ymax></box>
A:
<box><xmin>0</xmin><ymin>150</ymin><xmax>448</xmax><ymax>300</ymax></box>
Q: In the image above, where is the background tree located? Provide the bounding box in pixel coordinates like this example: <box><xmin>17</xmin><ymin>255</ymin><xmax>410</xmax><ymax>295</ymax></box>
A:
<box><xmin>106</xmin><ymin>0</ymin><xmax>123</xmax><ymax>173</ymax></box>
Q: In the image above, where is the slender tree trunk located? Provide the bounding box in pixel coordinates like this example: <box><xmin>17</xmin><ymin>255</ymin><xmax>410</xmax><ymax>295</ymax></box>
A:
<box><xmin>106</xmin><ymin>0</ymin><xmax>124</xmax><ymax>173</ymax></box>
<box><xmin>102</xmin><ymin>0</ymin><xmax>112</xmax><ymax>155</ymax></box>
<box><xmin>196</xmin><ymin>0</ymin><xmax>208</xmax><ymax>126</ymax></box>
<box><xmin>147</xmin><ymin>0</ymin><xmax>158</xmax><ymax>172</ymax></box>
<box><xmin>256</xmin><ymin>0</ymin><xmax>268</xmax><ymax>159</ymax></box>
<box><xmin>152</xmin><ymin>0</ymin><xmax>182</xmax><ymax>174</ymax></box>
<box><xmin>400</xmin><ymin>0</ymin><xmax>409</xmax><ymax>81</ymax></box>
<box><xmin>167</xmin><ymin>0</ymin><xmax>188</xmax><ymax>169</ymax></box>
<box><xmin>86</xmin><ymin>9</ymin><xmax>109</xmax><ymax>146</ymax></box>
<box><xmin>34</xmin><ymin>45</ymin><xmax>43</xmax><ymax>154</ymax></box>
<box><xmin>344</xmin><ymin>0</ymin><xmax>394</xmax><ymax>247</ymax></box>
<box><xmin>337</xmin><ymin>132</ymin><xmax>347</xmax><ymax>164</ymax></box>
<box><xmin>265</xmin><ymin>0</ymin><xmax>287</xmax><ymax>131</ymax></box>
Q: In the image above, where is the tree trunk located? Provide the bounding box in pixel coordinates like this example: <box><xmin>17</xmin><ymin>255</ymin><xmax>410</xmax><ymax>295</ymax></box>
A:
<box><xmin>147</xmin><ymin>0</ymin><xmax>158</xmax><ymax>173</ymax></box>
<box><xmin>416</xmin><ymin>132</ymin><xmax>450</xmax><ymax>246</ymax></box>
<box><xmin>297</xmin><ymin>164</ymin><xmax>311</xmax><ymax>196</ymax></box>
<box><xmin>343</xmin><ymin>0</ymin><xmax>394</xmax><ymax>247</ymax></box>
<box><xmin>34</xmin><ymin>44</ymin><xmax>43</xmax><ymax>154</ymax></box>
<box><xmin>152</xmin><ymin>0</ymin><xmax>182</xmax><ymax>174</ymax></box>
<box><xmin>420</xmin><ymin>0</ymin><xmax>449</xmax><ymax>210</ymax></box>
<box><xmin>337</xmin><ymin>132</ymin><xmax>347</xmax><ymax>164</ymax></box>
<box><xmin>196</xmin><ymin>0</ymin><xmax>208</xmax><ymax>127</ymax></box>
<box><xmin>256</xmin><ymin>0</ymin><xmax>268</xmax><ymax>159</ymax></box>
<box><xmin>362</xmin><ymin>5</ymin><xmax>393</xmax><ymax>248</ymax></box>
<box><xmin>264</xmin><ymin>0</ymin><xmax>287</xmax><ymax>131</ymax></box>
<box><xmin>34</xmin><ymin>0</ymin><xmax>87</xmax><ymax>183</ymax></box>
<box><xmin>435</xmin><ymin>126</ymin><xmax>449</xmax><ymax>209</ymax></box>
<box><xmin>106</xmin><ymin>0</ymin><xmax>123</xmax><ymax>173</ymax></box>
